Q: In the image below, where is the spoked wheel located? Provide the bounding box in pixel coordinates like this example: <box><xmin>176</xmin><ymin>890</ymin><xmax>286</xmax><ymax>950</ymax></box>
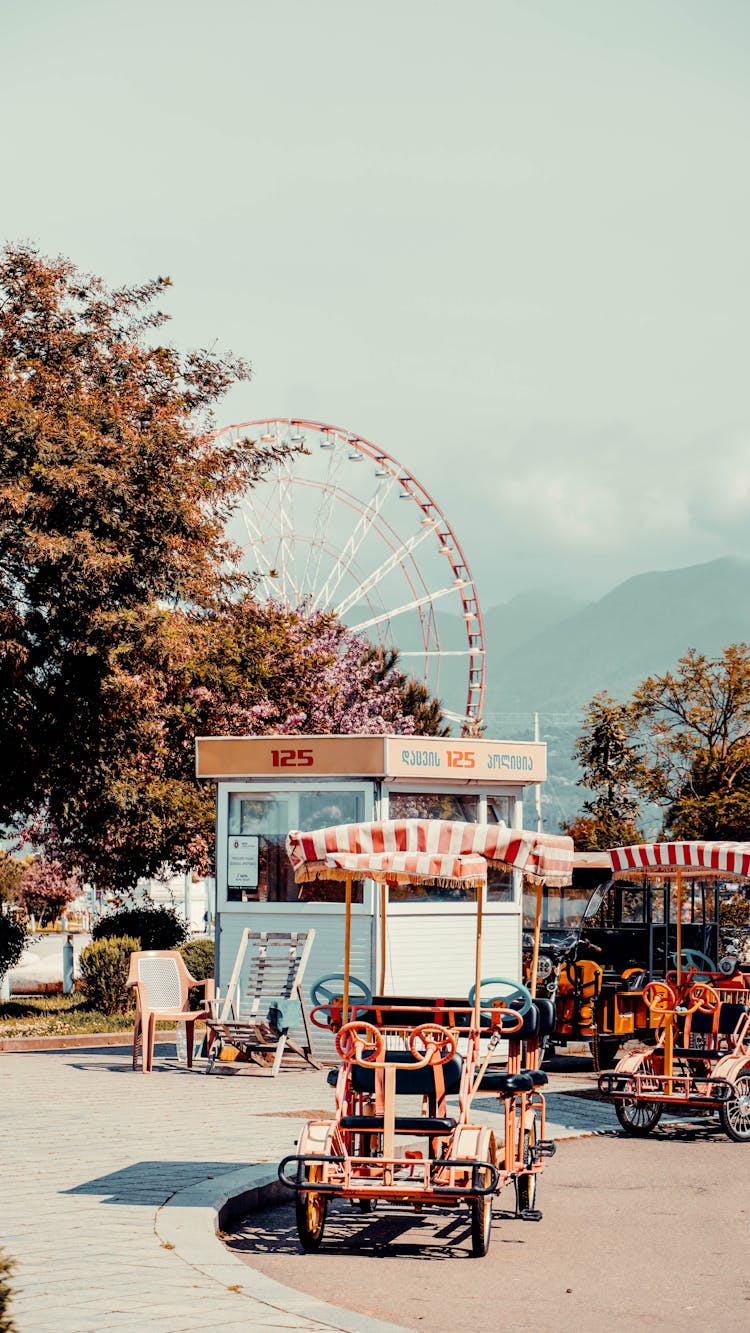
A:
<box><xmin>295</xmin><ymin>1166</ymin><xmax>327</xmax><ymax>1251</ymax></box>
<box><xmin>470</xmin><ymin>1191</ymin><xmax>493</xmax><ymax>1257</ymax></box>
<box><xmin>720</xmin><ymin>1073</ymin><xmax>750</xmax><ymax>1142</ymax></box>
<box><xmin>615</xmin><ymin>1097</ymin><xmax>663</xmax><ymax>1136</ymax></box>
<box><xmin>516</xmin><ymin>1118</ymin><xmax>538</xmax><ymax>1214</ymax></box>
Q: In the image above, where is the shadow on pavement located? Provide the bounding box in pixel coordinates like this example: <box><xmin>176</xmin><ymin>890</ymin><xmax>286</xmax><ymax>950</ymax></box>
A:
<box><xmin>62</xmin><ymin>1159</ymin><xmax>247</xmax><ymax>1204</ymax></box>
<box><xmin>232</xmin><ymin>1197</ymin><xmax>522</xmax><ymax>1262</ymax></box>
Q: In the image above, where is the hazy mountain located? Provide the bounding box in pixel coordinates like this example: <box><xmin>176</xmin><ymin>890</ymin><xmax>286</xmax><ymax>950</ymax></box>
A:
<box><xmin>485</xmin><ymin>556</ymin><xmax>750</xmax><ymax>714</ymax></box>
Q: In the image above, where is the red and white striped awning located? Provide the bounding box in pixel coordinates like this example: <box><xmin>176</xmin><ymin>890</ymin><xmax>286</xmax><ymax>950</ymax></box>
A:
<box><xmin>610</xmin><ymin>841</ymin><xmax>750</xmax><ymax>879</ymax></box>
<box><xmin>286</xmin><ymin>819</ymin><xmax>574</xmax><ymax>888</ymax></box>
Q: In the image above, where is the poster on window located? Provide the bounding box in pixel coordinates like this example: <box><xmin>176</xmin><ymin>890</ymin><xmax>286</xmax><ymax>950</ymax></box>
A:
<box><xmin>227</xmin><ymin>835</ymin><xmax>259</xmax><ymax>887</ymax></box>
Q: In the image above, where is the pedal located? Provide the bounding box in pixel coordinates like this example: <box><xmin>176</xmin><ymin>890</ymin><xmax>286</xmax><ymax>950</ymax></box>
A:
<box><xmin>536</xmin><ymin>1140</ymin><xmax>557</xmax><ymax>1158</ymax></box>
<box><xmin>520</xmin><ymin>1208</ymin><xmax>543</xmax><ymax>1222</ymax></box>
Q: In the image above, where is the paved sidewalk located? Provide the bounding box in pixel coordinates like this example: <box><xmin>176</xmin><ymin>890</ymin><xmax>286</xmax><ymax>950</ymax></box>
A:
<box><xmin>0</xmin><ymin>1045</ymin><xmax>615</xmax><ymax>1333</ymax></box>
<box><xmin>0</xmin><ymin>1045</ymin><xmax>378</xmax><ymax>1332</ymax></box>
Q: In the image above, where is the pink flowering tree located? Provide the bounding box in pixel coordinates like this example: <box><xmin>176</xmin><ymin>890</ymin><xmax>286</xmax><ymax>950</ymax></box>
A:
<box><xmin>27</xmin><ymin>599</ymin><xmax>445</xmax><ymax>893</ymax></box>
<box><xmin>18</xmin><ymin>859</ymin><xmax>81</xmax><ymax>926</ymax></box>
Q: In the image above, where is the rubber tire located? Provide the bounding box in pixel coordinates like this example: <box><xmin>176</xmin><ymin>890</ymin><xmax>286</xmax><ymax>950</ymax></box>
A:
<box><xmin>615</xmin><ymin>1098</ymin><xmax>663</xmax><ymax>1137</ymax></box>
<box><xmin>295</xmin><ymin>1170</ymin><xmax>327</xmax><ymax>1251</ymax></box>
<box><xmin>470</xmin><ymin>1192</ymin><xmax>493</xmax><ymax>1257</ymax></box>
<box><xmin>719</xmin><ymin>1073</ymin><xmax>750</xmax><ymax>1142</ymax></box>
<box><xmin>517</xmin><ymin>1122</ymin><xmax>538</xmax><ymax>1213</ymax></box>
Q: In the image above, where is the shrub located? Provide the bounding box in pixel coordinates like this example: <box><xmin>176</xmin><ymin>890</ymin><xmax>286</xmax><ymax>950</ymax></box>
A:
<box><xmin>180</xmin><ymin>938</ymin><xmax>215</xmax><ymax>1009</ymax></box>
<box><xmin>0</xmin><ymin>914</ymin><xmax>27</xmax><ymax>984</ymax></box>
<box><xmin>93</xmin><ymin>903</ymin><xmax>188</xmax><ymax>951</ymax></box>
<box><xmin>0</xmin><ymin>1248</ymin><xmax>16</xmax><ymax>1333</ymax></box>
<box><xmin>79</xmin><ymin>936</ymin><xmax>140</xmax><ymax>1015</ymax></box>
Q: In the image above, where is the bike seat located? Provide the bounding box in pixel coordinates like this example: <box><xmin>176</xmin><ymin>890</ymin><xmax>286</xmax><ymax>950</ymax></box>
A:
<box><xmin>476</xmin><ymin>1070</ymin><xmax>534</xmax><ymax>1094</ymax></box>
<box><xmin>339</xmin><ymin>1115</ymin><xmax>456</xmax><ymax>1135</ymax></box>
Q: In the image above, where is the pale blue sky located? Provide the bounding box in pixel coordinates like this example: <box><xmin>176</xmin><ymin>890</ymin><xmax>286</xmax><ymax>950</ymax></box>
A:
<box><xmin>3</xmin><ymin>0</ymin><xmax>750</xmax><ymax>605</ymax></box>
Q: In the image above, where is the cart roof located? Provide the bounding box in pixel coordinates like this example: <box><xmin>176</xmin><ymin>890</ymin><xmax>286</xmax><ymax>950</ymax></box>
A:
<box><xmin>610</xmin><ymin>841</ymin><xmax>750</xmax><ymax>879</ymax></box>
<box><xmin>286</xmin><ymin>819</ymin><xmax>574</xmax><ymax>888</ymax></box>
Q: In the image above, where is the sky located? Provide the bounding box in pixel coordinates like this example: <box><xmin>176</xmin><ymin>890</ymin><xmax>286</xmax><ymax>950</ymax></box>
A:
<box><xmin>3</xmin><ymin>0</ymin><xmax>750</xmax><ymax>609</ymax></box>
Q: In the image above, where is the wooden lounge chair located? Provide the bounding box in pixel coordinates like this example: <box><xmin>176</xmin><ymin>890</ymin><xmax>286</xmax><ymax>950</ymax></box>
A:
<box><xmin>127</xmin><ymin>949</ymin><xmax>214</xmax><ymax>1074</ymax></box>
<box><xmin>206</xmin><ymin>929</ymin><xmax>320</xmax><ymax>1076</ymax></box>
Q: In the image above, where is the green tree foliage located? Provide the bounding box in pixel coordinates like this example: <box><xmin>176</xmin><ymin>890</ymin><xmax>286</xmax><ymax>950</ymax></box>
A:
<box><xmin>632</xmin><ymin>645</ymin><xmax>750</xmax><ymax>839</ymax></box>
<box><xmin>78</xmin><ymin>936</ymin><xmax>140</xmax><ymax>1015</ymax></box>
<box><xmin>562</xmin><ymin>692</ymin><xmax>643</xmax><ymax>849</ymax></box>
<box><xmin>0</xmin><ymin>913</ymin><xmax>27</xmax><ymax>984</ymax></box>
<box><xmin>0</xmin><ymin>246</ymin><xmax>445</xmax><ymax>894</ymax></box>
<box><xmin>0</xmin><ymin>853</ymin><xmax>28</xmax><ymax>907</ymax></box>
<box><xmin>0</xmin><ymin>1248</ymin><xmax>16</xmax><ymax>1333</ymax></box>
<box><xmin>93</xmin><ymin>904</ymin><xmax>188</xmax><ymax>950</ymax></box>
<box><xmin>0</xmin><ymin>243</ymin><xmax>287</xmax><ymax>860</ymax></box>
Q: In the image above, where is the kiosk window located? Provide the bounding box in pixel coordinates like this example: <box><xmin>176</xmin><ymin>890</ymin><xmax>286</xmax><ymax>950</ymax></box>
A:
<box><xmin>486</xmin><ymin>797</ymin><xmax>513</xmax><ymax>901</ymax></box>
<box><xmin>388</xmin><ymin>792</ymin><xmax>478</xmax><ymax>821</ymax></box>
<box><xmin>226</xmin><ymin>791</ymin><xmax>365</xmax><ymax>904</ymax></box>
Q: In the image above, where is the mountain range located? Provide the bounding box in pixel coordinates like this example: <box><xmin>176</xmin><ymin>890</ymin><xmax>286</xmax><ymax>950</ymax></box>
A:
<box><xmin>483</xmin><ymin>556</ymin><xmax>750</xmax><ymax>717</ymax></box>
<box><xmin>438</xmin><ymin>556</ymin><xmax>750</xmax><ymax>830</ymax></box>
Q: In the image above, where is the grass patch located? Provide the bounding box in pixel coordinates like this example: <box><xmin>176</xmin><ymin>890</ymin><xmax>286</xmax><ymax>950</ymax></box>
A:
<box><xmin>0</xmin><ymin>994</ymin><xmax>133</xmax><ymax>1037</ymax></box>
<box><xmin>0</xmin><ymin>993</ymin><xmax>175</xmax><ymax>1039</ymax></box>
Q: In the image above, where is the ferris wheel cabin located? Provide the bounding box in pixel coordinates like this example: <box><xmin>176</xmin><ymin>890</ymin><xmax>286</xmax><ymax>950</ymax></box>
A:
<box><xmin>196</xmin><ymin>734</ymin><xmax>548</xmax><ymax>1019</ymax></box>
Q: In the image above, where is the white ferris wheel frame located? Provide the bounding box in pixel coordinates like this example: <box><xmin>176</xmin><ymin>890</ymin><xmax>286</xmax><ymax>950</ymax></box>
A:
<box><xmin>215</xmin><ymin>417</ymin><xmax>486</xmax><ymax>733</ymax></box>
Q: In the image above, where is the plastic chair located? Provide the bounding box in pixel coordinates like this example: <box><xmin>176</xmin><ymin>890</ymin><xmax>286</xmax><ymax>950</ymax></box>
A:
<box><xmin>127</xmin><ymin>950</ymin><xmax>215</xmax><ymax>1074</ymax></box>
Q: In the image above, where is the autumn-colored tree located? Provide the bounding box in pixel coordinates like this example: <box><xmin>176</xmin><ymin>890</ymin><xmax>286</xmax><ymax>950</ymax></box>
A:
<box><xmin>0</xmin><ymin>244</ymin><xmax>287</xmax><ymax>854</ymax></box>
<box><xmin>17</xmin><ymin>858</ymin><xmax>80</xmax><ymax>926</ymax></box>
<box><xmin>562</xmin><ymin>692</ymin><xmax>643</xmax><ymax>849</ymax></box>
<box><xmin>632</xmin><ymin>645</ymin><xmax>750</xmax><ymax>839</ymax></box>
<box><xmin>39</xmin><ymin>599</ymin><xmax>443</xmax><ymax>892</ymax></box>
<box><xmin>0</xmin><ymin>852</ymin><xmax>30</xmax><ymax>907</ymax></box>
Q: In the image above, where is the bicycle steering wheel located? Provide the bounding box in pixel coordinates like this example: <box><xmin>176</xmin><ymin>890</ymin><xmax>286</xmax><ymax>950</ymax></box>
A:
<box><xmin>642</xmin><ymin>980</ymin><xmax>678</xmax><ymax>1016</ymax></box>
<box><xmin>311</xmin><ymin>974</ymin><xmax>373</xmax><ymax>1007</ymax></box>
<box><xmin>468</xmin><ymin>977</ymin><xmax>532</xmax><ymax>1031</ymax></box>
<box><xmin>687</xmin><ymin>981</ymin><xmax>720</xmax><ymax>1016</ymax></box>
<box><xmin>408</xmin><ymin>1024</ymin><xmax>457</xmax><ymax>1065</ymax></box>
<box><xmin>668</xmin><ymin>950</ymin><xmax>716</xmax><ymax>974</ymax></box>
<box><xmin>335</xmin><ymin>1021</ymin><xmax>384</xmax><ymax>1064</ymax></box>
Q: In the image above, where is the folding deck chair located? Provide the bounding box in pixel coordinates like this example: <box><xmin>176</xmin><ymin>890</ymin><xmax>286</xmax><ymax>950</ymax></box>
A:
<box><xmin>206</xmin><ymin>929</ymin><xmax>321</xmax><ymax>1076</ymax></box>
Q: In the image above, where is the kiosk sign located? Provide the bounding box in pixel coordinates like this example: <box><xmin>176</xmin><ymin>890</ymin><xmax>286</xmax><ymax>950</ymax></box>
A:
<box><xmin>227</xmin><ymin>835</ymin><xmax>259</xmax><ymax>888</ymax></box>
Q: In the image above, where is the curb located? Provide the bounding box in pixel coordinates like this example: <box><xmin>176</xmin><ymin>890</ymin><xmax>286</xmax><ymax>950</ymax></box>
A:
<box><xmin>0</xmin><ymin>1031</ymin><xmax>177</xmax><ymax>1053</ymax></box>
<box><xmin>156</xmin><ymin>1163</ymin><xmax>410</xmax><ymax>1333</ymax></box>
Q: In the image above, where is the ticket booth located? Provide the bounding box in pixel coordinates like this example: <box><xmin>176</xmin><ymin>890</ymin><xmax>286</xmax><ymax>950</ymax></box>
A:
<box><xmin>196</xmin><ymin>733</ymin><xmax>547</xmax><ymax>1004</ymax></box>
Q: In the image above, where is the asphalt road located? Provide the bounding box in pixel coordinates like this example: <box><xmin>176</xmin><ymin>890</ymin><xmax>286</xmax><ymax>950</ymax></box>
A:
<box><xmin>230</xmin><ymin>1122</ymin><xmax>750</xmax><ymax>1333</ymax></box>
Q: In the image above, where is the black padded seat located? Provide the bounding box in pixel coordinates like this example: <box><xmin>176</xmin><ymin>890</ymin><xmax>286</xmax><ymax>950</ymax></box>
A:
<box><xmin>673</xmin><ymin>1047</ymin><xmax>723</xmax><ymax>1060</ymax></box>
<box><xmin>350</xmin><ymin>1050</ymin><xmax>464</xmax><ymax>1096</ymax></box>
<box><xmin>476</xmin><ymin>1070</ymin><xmax>534</xmax><ymax>1094</ymax></box>
<box><xmin>528</xmin><ymin>1070</ymin><xmax>549</xmax><ymax>1086</ymax></box>
<box><xmin>533</xmin><ymin>998</ymin><xmax>556</xmax><ymax>1037</ymax></box>
<box><xmin>512</xmin><ymin>1006</ymin><xmax>540</xmax><ymax>1040</ymax></box>
<box><xmin>339</xmin><ymin>1115</ymin><xmax>456</xmax><ymax>1135</ymax></box>
<box><xmin>718</xmin><ymin>1002</ymin><xmax>748</xmax><ymax>1034</ymax></box>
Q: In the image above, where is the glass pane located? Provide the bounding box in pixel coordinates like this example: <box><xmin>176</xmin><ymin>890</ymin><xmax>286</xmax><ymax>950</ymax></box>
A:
<box><xmin>226</xmin><ymin>791</ymin><xmax>364</xmax><ymax>904</ymax></box>
<box><xmin>298</xmin><ymin>789</ymin><xmax>364</xmax><ymax>829</ymax></box>
<box><xmin>387</xmin><ymin>792</ymin><xmax>478</xmax><ymax>821</ymax></box>
<box><xmin>487</xmin><ymin>797</ymin><xmax>511</xmax><ymax>825</ymax></box>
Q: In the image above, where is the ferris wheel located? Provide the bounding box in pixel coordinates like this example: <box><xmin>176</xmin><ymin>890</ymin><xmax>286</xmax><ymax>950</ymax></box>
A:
<box><xmin>217</xmin><ymin>418</ymin><xmax>486</xmax><ymax>733</ymax></box>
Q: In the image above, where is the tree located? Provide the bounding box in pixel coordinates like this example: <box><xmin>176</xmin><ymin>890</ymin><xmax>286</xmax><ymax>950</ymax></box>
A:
<box><xmin>0</xmin><ymin>243</ymin><xmax>288</xmax><ymax>850</ymax></box>
<box><xmin>17</xmin><ymin>859</ymin><xmax>80</xmax><ymax>926</ymax></box>
<box><xmin>31</xmin><ymin>599</ymin><xmax>444</xmax><ymax>893</ymax></box>
<box><xmin>632</xmin><ymin>645</ymin><xmax>750</xmax><ymax>839</ymax></box>
<box><xmin>0</xmin><ymin>853</ymin><xmax>29</xmax><ymax>907</ymax></box>
<box><xmin>562</xmin><ymin>692</ymin><xmax>643</xmax><ymax>849</ymax></box>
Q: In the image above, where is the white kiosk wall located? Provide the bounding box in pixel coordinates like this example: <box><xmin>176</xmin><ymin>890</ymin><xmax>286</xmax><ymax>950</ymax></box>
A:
<box><xmin>197</xmin><ymin>734</ymin><xmax>547</xmax><ymax>1010</ymax></box>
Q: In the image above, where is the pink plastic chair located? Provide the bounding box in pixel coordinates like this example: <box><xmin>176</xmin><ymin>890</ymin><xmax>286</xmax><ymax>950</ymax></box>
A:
<box><xmin>127</xmin><ymin>950</ymin><xmax>215</xmax><ymax>1073</ymax></box>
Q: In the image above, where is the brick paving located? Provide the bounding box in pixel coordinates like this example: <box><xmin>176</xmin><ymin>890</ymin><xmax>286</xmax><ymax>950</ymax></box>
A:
<box><xmin>0</xmin><ymin>1042</ymin><xmax>622</xmax><ymax>1332</ymax></box>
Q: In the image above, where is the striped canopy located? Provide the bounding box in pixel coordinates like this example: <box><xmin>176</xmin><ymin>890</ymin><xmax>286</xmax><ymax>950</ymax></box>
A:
<box><xmin>610</xmin><ymin>841</ymin><xmax>750</xmax><ymax>880</ymax></box>
<box><xmin>286</xmin><ymin>819</ymin><xmax>574</xmax><ymax>889</ymax></box>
